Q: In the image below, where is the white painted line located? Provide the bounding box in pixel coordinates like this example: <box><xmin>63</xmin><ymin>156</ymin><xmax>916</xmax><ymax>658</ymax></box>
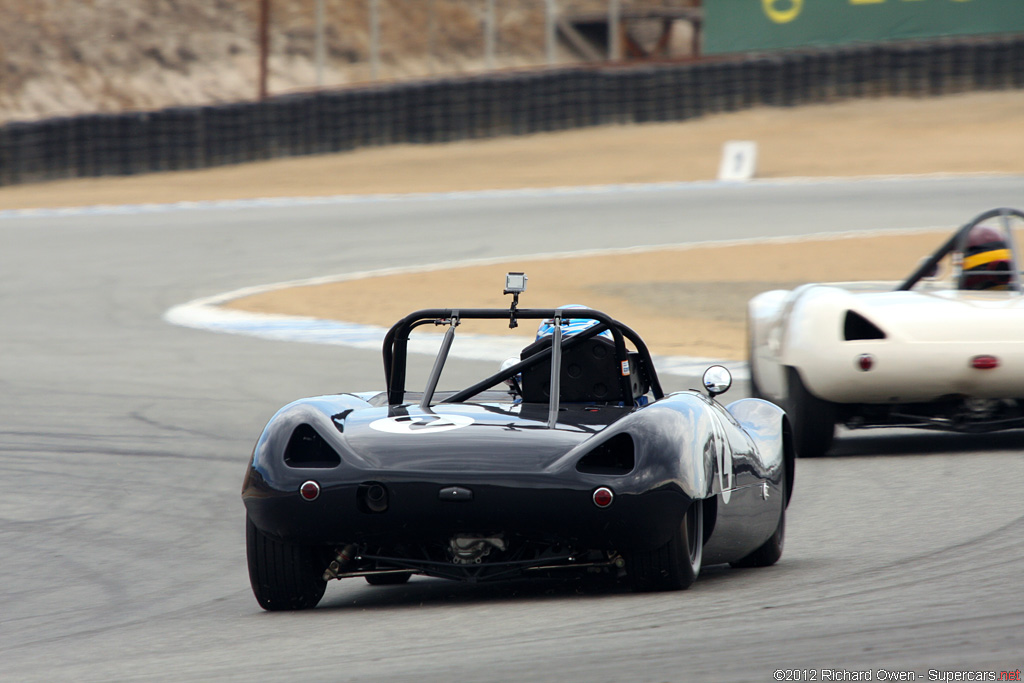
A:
<box><xmin>2</xmin><ymin>172</ymin><xmax>1017</xmax><ymax>220</ymax></box>
<box><xmin>168</xmin><ymin>223</ymin><xmax>954</xmax><ymax>307</ymax></box>
<box><xmin>163</xmin><ymin>226</ymin><xmax>958</xmax><ymax>381</ymax></box>
<box><xmin>164</xmin><ymin>302</ymin><xmax>534</xmax><ymax>361</ymax></box>
<box><xmin>164</xmin><ymin>299</ymin><xmax>748</xmax><ymax>379</ymax></box>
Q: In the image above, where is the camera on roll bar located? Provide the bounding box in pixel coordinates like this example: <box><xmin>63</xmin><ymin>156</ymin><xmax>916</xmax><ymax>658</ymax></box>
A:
<box><xmin>504</xmin><ymin>272</ymin><xmax>527</xmax><ymax>328</ymax></box>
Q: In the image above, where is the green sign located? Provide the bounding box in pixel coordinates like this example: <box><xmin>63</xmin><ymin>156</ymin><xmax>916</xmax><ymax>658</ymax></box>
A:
<box><xmin>704</xmin><ymin>0</ymin><xmax>1024</xmax><ymax>54</ymax></box>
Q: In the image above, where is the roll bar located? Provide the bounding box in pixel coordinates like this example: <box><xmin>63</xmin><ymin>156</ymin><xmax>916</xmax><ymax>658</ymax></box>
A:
<box><xmin>381</xmin><ymin>308</ymin><xmax>663</xmax><ymax>408</ymax></box>
<box><xmin>897</xmin><ymin>207</ymin><xmax>1024</xmax><ymax>293</ymax></box>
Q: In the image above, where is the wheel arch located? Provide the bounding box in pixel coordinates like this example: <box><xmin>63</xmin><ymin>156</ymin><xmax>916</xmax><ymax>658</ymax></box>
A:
<box><xmin>725</xmin><ymin>396</ymin><xmax>792</xmax><ymax>503</ymax></box>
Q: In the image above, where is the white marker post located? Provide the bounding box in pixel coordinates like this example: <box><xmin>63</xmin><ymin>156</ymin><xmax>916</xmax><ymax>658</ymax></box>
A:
<box><xmin>718</xmin><ymin>141</ymin><xmax>758</xmax><ymax>182</ymax></box>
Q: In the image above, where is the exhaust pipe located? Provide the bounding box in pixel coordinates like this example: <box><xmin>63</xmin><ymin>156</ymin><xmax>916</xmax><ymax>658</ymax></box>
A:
<box><xmin>359</xmin><ymin>482</ymin><xmax>389</xmax><ymax>513</ymax></box>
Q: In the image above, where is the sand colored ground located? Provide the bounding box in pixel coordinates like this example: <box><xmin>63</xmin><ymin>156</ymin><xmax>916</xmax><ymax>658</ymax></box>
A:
<box><xmin>6</xmin><ymin>91</ymin><xmax>1021</xmax><ymax>358</ymax></box>
<box><xmin>227</xmin><ymin>231</ymin><xmax>949</xmax><ymax>359</ymax></box>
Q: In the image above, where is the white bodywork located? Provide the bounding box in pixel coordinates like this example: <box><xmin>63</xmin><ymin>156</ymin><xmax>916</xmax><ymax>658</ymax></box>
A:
<box><xmin>749</xmin><ymin>282</ymin><xmax>1024</xmax><ymax>406</ymax></box>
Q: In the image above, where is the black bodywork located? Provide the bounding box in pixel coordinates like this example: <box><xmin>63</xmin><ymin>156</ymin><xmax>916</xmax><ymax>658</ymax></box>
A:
<box><xmin>243</xmin><ymin>306</ymin><xmax>793</xmax><ymax>610</ymax></box>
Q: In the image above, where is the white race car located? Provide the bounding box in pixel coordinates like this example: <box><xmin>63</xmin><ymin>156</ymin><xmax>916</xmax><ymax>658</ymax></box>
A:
<box><xmin>748</xmin><ymin>208</ymin><xmax>1024</xmax><ymax>457</ymax></box>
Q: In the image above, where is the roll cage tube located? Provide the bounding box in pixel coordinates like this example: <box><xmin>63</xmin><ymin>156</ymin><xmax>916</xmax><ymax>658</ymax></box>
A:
<box><xmin>897</xmin><ymin>207</ymin><xmax>1024</xmax><ymax>293</ymax></box>
<box><xmin>419</xmin><ymin>312</ymin><xmax>458</xmax><ymax>410</ymax></box>
<box><xmin>382</xmin><ymin>308</ymin><xmax>664</xmax><ymax>407</ymax></box>
<box><xmin>547</xmin><ymin>311</ymin><xmax>563</xmax><ymax>429</ymax></box>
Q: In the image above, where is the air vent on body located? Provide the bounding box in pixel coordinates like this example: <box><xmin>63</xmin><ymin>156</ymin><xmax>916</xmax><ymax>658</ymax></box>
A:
<box><xmin>284</xmin><ymin>424</ymin><xmax>342</xmax><ymax>468</ymax></box>
<box><xmin>844</xmin><ymin>310</ymin><xmax>887</xmax><ymax>341</ymax></box>
<box><xmin>575</xmin><ymin>433</ymin><xmax>635</xmax><ymax>475</ymax></box>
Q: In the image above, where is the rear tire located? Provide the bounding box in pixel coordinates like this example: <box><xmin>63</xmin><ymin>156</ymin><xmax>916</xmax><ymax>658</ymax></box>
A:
<box><xmin>246</xmin><ymin>516</ymin><xmax>327</xmax><ymax>611</ymax></box>
<box><xmin>786</xmin><ymin>367</ymin><xmax>836</xmax><ymax>458</ymax></box>
<box><xmin>628</xmin><ymin>499</ymin><xmax>703</xmax><ymax>592</ymax></box>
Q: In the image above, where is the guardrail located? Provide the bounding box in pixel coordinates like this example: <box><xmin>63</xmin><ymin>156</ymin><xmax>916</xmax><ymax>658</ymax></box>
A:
<box><xmin>1</xmin><ymin>36</ymin><xmax>1022</xmax><ymax>187</ymax></box>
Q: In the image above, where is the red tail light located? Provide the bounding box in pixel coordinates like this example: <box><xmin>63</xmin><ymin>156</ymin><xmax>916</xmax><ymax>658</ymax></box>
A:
<box><xmin>856</xmin><ymin>354</ymin><xmax>874</xmax><ymax>371</ymax></box>
<box><xmin>592</xmin><ymin>487</ymin><xmax>614</xmax><ymax>508</ymax></box>
<box><xmin>299</xmin><ymin>480</ymin><xmax>321</xmax><ymax>501</ymax></box>
<box><xmin>971</xmin><ymin>355</ymin><xmax>999</xmax><ymax>370</ymax></box>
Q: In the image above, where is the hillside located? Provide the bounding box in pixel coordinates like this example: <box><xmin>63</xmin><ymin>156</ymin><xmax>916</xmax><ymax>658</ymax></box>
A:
<box><xmin>0</xmin><ymin>0</ymin><xmax>691</xmax><ymax>124</ymax></box>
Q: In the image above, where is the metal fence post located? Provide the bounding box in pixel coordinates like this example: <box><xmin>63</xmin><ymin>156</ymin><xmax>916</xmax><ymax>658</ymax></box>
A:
<box><xmin>546</xmin><ymin>0</ymin><xmax>557</xmax><ymax>66</ymax></box>
<box><xmin>315</xmin><ymin>0</ymin><xmax>325</xmax><ymax>87</ymax></box>
<box><xmin>608</xmin><ymin>0</ymin><xmax>621</xmax><ymax>62</ymax></box>
<box><xmin>370</xmin><ymin>0</ymin><xmax>380</xmax><ymax>80</ymax></box>
<box><xmin>258</xmin><ymin>0</ymin><xmax>270</xmax><ymax>99</ymax></box>
<box><xmin>485</xmin><ymin>0</ymin><xmax>496</xmax><ymax>70</ymax></box>
<box><xmin>429</xmin><ymin>0</ymin><xmax>438</xmax><ymax>75</ymax></box>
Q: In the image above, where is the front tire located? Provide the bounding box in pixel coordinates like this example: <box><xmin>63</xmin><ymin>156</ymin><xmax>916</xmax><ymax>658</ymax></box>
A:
<box><xmin>246</xmin><ymin>516</ymin><xmax>327</xmax><ymax>611</ymax></box>
<box><xmin>731</xmin><ymin>477</ymin><xmax>786</xmax><ymax>568</ymax></box>
<box><xmin>747</xmin><ymin>324</ymin><xmax>764</xmax><ymax>400</ymax></box>
<box><xmin>628</xmin><ymin>499</ymin><xmax>703</xmax><ymax>592</ymax></box>
<box><xmin>786</xmin><ymin>367</ymin><xmax>836</xmax><ymax>458</ymax></box>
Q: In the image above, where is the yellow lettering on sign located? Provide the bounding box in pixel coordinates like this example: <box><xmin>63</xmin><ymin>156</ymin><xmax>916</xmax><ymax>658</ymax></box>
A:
<box><xmin>850</xmin><ymin>0</ymin><xmax>971</xmax><ymax>3</ymax></box>
<box><xmin>768</xmin><ymin>0</ymin><xmax>973</xmax><ymax>24</ymax></box>
<box><xmin>762</xmin><ymin>0</ymin><xmax>803</xmax><ymax>23</ymax></box>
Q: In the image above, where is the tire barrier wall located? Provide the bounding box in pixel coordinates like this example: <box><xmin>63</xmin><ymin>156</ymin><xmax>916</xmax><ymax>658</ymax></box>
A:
<box><xmin>1</xmin><ymin>36</ymin><xmax>1023</xmax><ymax>187</ymax></box>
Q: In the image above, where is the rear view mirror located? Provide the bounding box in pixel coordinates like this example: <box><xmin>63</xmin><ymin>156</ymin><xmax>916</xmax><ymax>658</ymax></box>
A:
<box><xmin>702</xmin><ymin>365</ymin><xmax>732</xmax><ymax>397</ymax></box>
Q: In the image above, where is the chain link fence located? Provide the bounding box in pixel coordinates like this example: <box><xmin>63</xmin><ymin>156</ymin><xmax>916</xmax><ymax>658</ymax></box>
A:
<box><xmin>271</xmin><ymin>1</ymin><xmax>697</xmax><ymax>86</ymax></box>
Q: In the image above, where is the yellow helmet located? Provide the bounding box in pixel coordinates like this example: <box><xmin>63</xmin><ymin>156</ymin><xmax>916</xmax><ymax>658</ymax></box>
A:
<box><xmin>962</xmin><ymin>226</ymin><xmax>1011</xmax><ymax>290</ymax></box>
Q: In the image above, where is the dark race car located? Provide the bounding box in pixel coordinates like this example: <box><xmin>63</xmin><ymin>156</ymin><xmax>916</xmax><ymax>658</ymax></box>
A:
<box><xmin>242</xmin><ymin>279</ymin><xmax>794</xmax><ymax>610</ymax></box>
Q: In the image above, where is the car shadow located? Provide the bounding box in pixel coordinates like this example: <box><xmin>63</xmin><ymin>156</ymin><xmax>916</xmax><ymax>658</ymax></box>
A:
<box><xmin>314</xmin><ymin>559</ymin><xmax>797</xmax><ymax>611</ymax></box>
<box><xmin>318</xmin><ymin>573</ymin><xmax>632</xmax><ymax>610</ymax></box>
<box><xmin>829</xmin><ymin>428</ymin><xmax>1024</xmax><ymax>458</ymax></box>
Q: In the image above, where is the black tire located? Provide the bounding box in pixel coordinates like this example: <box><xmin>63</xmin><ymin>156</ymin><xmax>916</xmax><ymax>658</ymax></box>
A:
<box><xmin>786</xmin><ymin>367</ymin><xmax>836</xmax><ymax>458</ymax></box>
<box><xmin>365</xmin><ymin>572</ymin><xmax>413</xmax><ymax>586</ymax></box>
<box><xmin>628</xmin><ymin>499</ymin><xmax>703</xmax><ymax>592</ymax></box>
<box><xmin>748</xmin><ymin>365</ymin><xmax>764</xmax><ymax>400</ymax></box>
<box><xmin>246</xmin><ymin>516</ymin><xmax>327</xmax><ymax>611</ymax></box>
<box><xmin>747</xmin><ymin>325</ymin><xmax>764</xmax><ymax>400</ymax></box>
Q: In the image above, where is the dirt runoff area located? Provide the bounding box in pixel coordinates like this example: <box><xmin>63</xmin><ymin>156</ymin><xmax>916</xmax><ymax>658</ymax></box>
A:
<box><xmin>6</xmin><ymin>91</ymin><xmax>1023</xmax><ymax>358</ymax></box>
<box><xmin>226</xmin><ymin>232</ymin><xmax>947</xmax><ymax>360</ymax></box>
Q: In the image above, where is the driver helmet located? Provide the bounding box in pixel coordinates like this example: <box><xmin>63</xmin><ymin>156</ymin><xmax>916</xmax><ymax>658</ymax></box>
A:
<box><xmin>535</xmin><ymin>304</ymin><xmax>613</xmax><ymax>341</ymax></box>
<box><xmin>962</xmin><ymin>225</ymin><xmax>1012</xmax><ymax>290</ymax></box>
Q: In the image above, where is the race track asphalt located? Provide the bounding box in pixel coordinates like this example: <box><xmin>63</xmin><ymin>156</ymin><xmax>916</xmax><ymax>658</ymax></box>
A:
<box><xmin>2</xmin><ymin>175</ymin><xmax>1023</xmax><ymax>681</ymax></box>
